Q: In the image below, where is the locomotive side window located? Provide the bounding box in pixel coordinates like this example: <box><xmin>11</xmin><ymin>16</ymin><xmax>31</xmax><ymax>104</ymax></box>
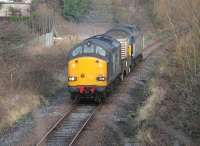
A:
<box><xmin>112</xmin><ymin>41</ymin><xmax>119</xmax><ymax>48</ymax></box>
<box><xmin>72</xmin><ymin>46</ymin><xmax>82</xmax><ymax>57</ymax></box>
<box><xmin>96</xmin><ymin>46</ymin><xmax>106</xmax><ymax>57</ymax></box>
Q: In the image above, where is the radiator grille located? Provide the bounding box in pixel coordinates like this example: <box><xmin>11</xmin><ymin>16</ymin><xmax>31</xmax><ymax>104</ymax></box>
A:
<box><xmin>118</xmin><ymin>38</ymin><xmax>128</xmax><ymax>59</ymax></box>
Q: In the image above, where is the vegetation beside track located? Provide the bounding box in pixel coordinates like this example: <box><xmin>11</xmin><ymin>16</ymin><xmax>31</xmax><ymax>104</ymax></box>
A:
<box><xmin>63</xmin><ymin>0</ymin><xmax>90</xmax><ymax>21</ymax></box>
<box><xmin>0</xmin><ymin>21</ymin><xmax>74</xmax><ymax>132</ymax></box>
<box><xmin>135</xmin><ymin>0</ymin><xmax>200</xmax><ymax>145</ymax></box>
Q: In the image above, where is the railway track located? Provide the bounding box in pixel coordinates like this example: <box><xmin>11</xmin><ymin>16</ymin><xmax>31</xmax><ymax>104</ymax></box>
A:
<box><xmin>36</xmin><ymin>104</ymin><xmax>99</xmax><ymax>146</ymax></box>
<box><xmin>143</xmin><ymin>27</ymin><xmax>189</xmax><ymax>61</ymax></box>
<box><xmin>143</xmin><ymin>34</ymin><xmax>173</xmax><ymax>61</ymax></box>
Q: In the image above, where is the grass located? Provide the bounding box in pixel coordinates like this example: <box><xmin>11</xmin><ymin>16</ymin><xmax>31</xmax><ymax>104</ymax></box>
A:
<box><xmin>0</xmin><ymin>91</ymin><xmax>40</xmax><ymax>131</ymax></box>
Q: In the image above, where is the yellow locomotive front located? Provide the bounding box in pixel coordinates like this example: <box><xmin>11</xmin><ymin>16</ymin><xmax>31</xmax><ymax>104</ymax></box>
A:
<box><xmin>67</xmin><ymin>40</ymin><xmax>109</xmax><ymax>98</ymax></box>
<box><xmin>68</xmin><ymin>56</ymin><xmax>108</xmax><ymax>92</ymax></box>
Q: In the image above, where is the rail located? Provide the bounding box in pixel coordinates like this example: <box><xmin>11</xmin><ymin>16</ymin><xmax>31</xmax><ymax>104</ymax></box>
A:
<box><xmin>36</xmin><ymin>104</ymin><xmax>100</xmax><ymax>146</ymax></box>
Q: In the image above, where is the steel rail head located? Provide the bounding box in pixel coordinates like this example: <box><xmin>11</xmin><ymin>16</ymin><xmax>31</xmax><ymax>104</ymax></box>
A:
<box><xmin>36</xmin><ymin>103</ymin><xmax>100</xmax><ymax>146</ymax></box>
<box><xmin>68</xmin><ymin>105</ymin><xmax>100</xmax><ymax>146</ymax></box>
<box><xmin>36</xmin><ymin>103</ymin><xmax>77</xmax><ymax>146</ymax></box>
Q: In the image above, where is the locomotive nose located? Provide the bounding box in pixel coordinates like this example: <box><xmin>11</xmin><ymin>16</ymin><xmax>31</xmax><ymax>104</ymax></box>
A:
<box><xmin>67</xmin><ymin>57</ymin><xmax>107</xmax><ymax>86</ymax></box>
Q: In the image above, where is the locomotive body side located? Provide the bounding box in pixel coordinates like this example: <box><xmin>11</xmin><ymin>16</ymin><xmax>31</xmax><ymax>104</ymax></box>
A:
<box><xmin>105</xmin><ymin>25</ymin><xmax>143</xmax><ymax>79</ymax></box>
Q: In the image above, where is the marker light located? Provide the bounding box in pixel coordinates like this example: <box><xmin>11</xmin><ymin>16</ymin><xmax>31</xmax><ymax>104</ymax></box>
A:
<box><xmin>97</xmin><ymin>76</ymin><xmax>106</xmax><ymax>81</ymax></box>
<box><xmin>68</xmin><ymin>76</ymin><xmax>77</xmax><ymax>82</ymax></box>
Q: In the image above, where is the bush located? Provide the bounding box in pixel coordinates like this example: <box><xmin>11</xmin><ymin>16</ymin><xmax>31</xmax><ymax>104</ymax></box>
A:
<box><xmin>10</xmin><ymin>16</ymin><xmax>30</xmax><ymax>22</ymax></box>
<box><xmin>63</xmin><ymin>0</ymin><xmax>90</xmax><ymax>21</ymax></box>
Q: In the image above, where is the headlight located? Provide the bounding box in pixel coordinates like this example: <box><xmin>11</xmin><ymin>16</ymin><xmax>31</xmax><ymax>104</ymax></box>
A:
<box><xmin>97</xmin><ymin>76</ymin><xmax>106</xmax><ymax>81</ymax></box>
<box><xmin>68</xmin><ymin>76</ymin><xmax>77</xmax><ymax>81</ymax></box>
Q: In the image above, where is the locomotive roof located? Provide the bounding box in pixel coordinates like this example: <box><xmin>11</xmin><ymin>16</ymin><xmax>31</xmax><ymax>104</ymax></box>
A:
<box><xmin>118</xmin><ymin>24</ymin><xmax>141</xmax><ymax>32</ymax></box>
<box><xmin>67</xmin><ymin>34</ymin><xmax>121</xmax><ymax>60</ymax></box>
<box><xmin>106</xmin><ymin>27</ymin><xmax>132</xmax><ymax>36</ymax></box>
<box><xmin>105</xmin><ymin>25</ymin><xmax>141</xmax><ymax>37</ymax></box>
<box><xmin>83</xmin><ymin>35</ymin><xmax>121</xmax><ymax>52</ymax></box>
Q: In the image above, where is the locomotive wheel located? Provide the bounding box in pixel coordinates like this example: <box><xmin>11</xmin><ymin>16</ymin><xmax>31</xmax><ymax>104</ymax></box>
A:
<box><xmin>131</xmin><ymin>64</ymin><xmax>135</xmax><ymax>71</ymax></box>
<box><xmin>70</xmin><ymin>93</ymin><xmax>75</xmax><ymax>100</ymax></box>
<box><xmin>95</xmin><ymin>96</ymin><xmax>102</xmax><ymax>104</ymax></box>
<box><xmin>133</xmin><ymin>60</ymin><xmax>137</xmax><ymax>67</ymax></box>
<box><xmin>101</xmin><ymin>92</ymin><xmax>106</xmax><ymax>101</ymax></box>
<box><xmin>128</xmin><ymin>67</ymin><xmax>131</xmax><ymax>73</ymax></box>
<box><xmin>120</xmin><ymin>73</ymin><xmax>124</xmax><ymax>81</ymax></box>
<box><xmin>70</xmin><ymin>93</ymin><xmax>79</xmax><ymax>100</ymax></box>
<box><xmin>139</xmin><ymin>54</ymin><xmax>143</xmax><ymax>62</ymax></box>
<box><xmin>95</xmin><ymin>93</ymin><xmax>106</xmax><ymax>104</ymax></box>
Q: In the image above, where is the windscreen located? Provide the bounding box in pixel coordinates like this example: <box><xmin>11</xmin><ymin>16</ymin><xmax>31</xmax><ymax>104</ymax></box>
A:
<box><xmin>71</xmin><ymin>44</ymin><xmax>106</xmax><ymax>57</ymax></box>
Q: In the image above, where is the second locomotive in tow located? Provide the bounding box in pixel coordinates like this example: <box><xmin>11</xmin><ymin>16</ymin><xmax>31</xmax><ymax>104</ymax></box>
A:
<box><xmin>67</xmin><ymin>25</ymin><xmax>144</xmax><ymax>102</ymax></box>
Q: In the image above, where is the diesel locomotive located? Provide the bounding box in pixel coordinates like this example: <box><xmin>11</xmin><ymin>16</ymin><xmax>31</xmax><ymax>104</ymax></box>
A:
<box><xmin>66</xmin><ymin>25</ymin><xmax>144</xmax><ymax>102</ymax></box>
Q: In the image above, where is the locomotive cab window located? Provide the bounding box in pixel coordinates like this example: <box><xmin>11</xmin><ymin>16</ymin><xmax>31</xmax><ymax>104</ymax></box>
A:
<box><xmin>112</xmin><ymin>41</ymin><xmax>120</xmax><ymax>48</ymax></box>
<box><xmin>83</xmin><ymin>44</ymin><xmax>95</xmax><ymax>53</ymax></box>
<box><xmin>71</xmin><ymin>43</ymin><xmax>107</xmax><ymax>58</ymax></box>
<box><xmin>96</xmin><ymin>46</ymin><xmax>106</xmax><ymax>57</ymax></box>
<box><xmin>72</xmin><ymin>46</ymin><xmax>82</xmax><ymax>57</ymax></box>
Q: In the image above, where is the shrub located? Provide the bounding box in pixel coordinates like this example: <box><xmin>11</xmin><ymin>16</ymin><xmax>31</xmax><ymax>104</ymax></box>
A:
<box><xmin>63</xmin><ymin>0</ymin><xmax>90</xmax><ymax>21</ymax></box>
<box><xmin>10</xmin><ymin>16</ymin><xmax>30</xmax><ymax>22</ymax></box>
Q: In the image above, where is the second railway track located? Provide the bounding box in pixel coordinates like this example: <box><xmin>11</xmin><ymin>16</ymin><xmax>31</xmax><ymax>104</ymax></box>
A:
<box><xmin>36</xmin><ymin>104</ymin><xmax>99</xmax><ymax>146</ymax></box>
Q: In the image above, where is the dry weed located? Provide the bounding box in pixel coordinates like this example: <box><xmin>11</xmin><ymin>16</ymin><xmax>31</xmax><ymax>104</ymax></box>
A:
<box><xmin>136</xmin><ymin>0</ymin><xmax>200</xmax><ymax>144</ymax></box>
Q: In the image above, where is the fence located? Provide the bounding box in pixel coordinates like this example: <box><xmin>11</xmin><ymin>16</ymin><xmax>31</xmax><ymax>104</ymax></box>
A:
<box><xmin>0</xmin><ymin>2</ymin><xmax>31</xmax><ymax>17</ymax></box>
<box><xmin>29</xmin><ymin>31</ymin><xmax>54</xmax><ymax>48</ymax></box>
